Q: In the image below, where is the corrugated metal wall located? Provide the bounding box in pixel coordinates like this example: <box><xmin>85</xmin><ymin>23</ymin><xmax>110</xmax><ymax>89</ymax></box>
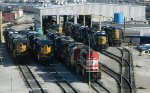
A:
<box><xmin>38</xmin><ymin>3</ymin><xmax>145</xmax><ymax>22</ymax></box>
<box><xmin>124</xmin><ymin>27</ymin><xmax>150</xmax><ymax>36</ymax></box>
<box><xmin>34</xmin><ymin>3</ymin><xmax>146</xmax><ymax>29</ymax></box>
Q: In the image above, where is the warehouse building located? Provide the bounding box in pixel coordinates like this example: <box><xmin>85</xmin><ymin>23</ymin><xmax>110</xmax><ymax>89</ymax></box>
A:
<box><xmin>33</xmin><ymin>3</ymin><xmax>146</xmax><ymax>31</ymax></box>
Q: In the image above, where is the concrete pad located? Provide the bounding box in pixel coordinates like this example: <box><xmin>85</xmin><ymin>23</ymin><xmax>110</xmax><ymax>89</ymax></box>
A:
<box><xmin>0</xmin><ymin>44</ymin><xmax>28</xmax><ymax>93</ymax></box>
<box><xmin>106</xmin><ymin>47</ymin><xmax>122</xmax><ymax>57</ymax></box>
<box><xmin>128</xmin><ymin>47</ymin><xmax>150</xmax><ymax>93</ymax></box>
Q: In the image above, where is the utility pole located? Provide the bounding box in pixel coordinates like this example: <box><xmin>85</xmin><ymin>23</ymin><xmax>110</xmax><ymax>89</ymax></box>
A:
<box><xmin>99</xmin><ymin>15</ymin><xmax>103</xmax><ymax>31</ymax></box>
<box><xmin>88</xmin><ymin>34</ymin><xmax>91</xmax><ymax>93</ymax></box>
<box><xmin>90</xmin><ymin>14</ymin><xmax>92</xmax><ymax>28</ymax></box>
<box><xmin>0</xmin><ymin>6</ymin><xmax>2</xmax><ymax>43</ymax></box>
<box><xmin>123</xmin><ymin>17</ymin><xmax>126</xmax><ymax>41</ymax></box>
<box><xmin>11</xmin><ymin>78</ymin><xmax>12</xmax><ymax>93</ymax></box>
<box><xmin>83</xmin><ymin>15</ymin><xmax>85</xmax><ymax>26</ymax></box>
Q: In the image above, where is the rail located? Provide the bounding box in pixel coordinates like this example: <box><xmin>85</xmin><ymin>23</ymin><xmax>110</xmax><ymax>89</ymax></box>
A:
<box><xmin>100</xmin><ymin>48</ymin><xmax>133</xmax><ymax>93</ymax></box>
<box><xmin>47</xmin><ymin>65</ymin><xmax>79</xmax><ymax>93</ymax></box>
<box><xmin>100</xmin><ymin>63</ymin><xmax>121</xmax><ymax>93</ymax></box>
<box><xmin>90</xmin><ymin>80</ymin><xmax>111</xmax><ymax>93</ymax></box>
<box><xmin>18</xmin><ymin>65</ymin><xmax>46</xmax><ymax>93</ymax></box>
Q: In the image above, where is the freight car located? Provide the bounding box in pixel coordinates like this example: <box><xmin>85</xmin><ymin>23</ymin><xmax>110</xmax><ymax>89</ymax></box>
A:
<box><xmin>3</xmin><ymin>9</ymin><xmax>23</xmax><ymax>23</ymax></box>
<box><xmin>102</xmin><ymin>26</ymin><xmax>122</xmax><ymax>47</ymax></box>
<box><xmin>63</xmin><ymin>22</ymin><xmax>108</xmax><ymax>50</ymax></box>
<box><xmin>47</xmin><ymin>30</ymin><xmax>101</xmax><ymax>81</ymax></box>
<box><xmin>27</xmin><ymin>33</ymin><xmax>54</xmax><ymax>63</ymax></box>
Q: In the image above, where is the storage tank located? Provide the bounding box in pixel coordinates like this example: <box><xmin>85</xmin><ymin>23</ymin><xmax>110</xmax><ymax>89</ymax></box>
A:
<box><xmin>114</xmin><ymin>12</ymin><xmax>124</xmax><ymax>24</ymax></box>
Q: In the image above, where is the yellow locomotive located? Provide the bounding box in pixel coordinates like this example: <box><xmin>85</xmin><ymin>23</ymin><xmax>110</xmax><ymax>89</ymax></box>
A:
<box><xmin>103</xmin><ymin>26</ymin><xmax>122</xmax><ymax>47</ymax></box>
<box><xmin>5</xmin><ymin>31</ymin><xmax>29</xmax><ymax>59</ymax></box>
<box><xmin>27</xmin><ymin>33</ymin><xmax>54</xmax><ymax>63</ymax></box>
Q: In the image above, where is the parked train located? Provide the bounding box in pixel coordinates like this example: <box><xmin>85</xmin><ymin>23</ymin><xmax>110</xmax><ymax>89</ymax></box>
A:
<box><xmin>47</xmin><ymin>29</ymin><xmax>101</xmax><ymax>81</ymax></box>
<box><xmin>3</xmin><ymin>28</ymin><xmax>54</xmax><ymax>63</ymax></box>
<box><xmin>27</xmin><ymin>32</ymin><xmax>54</xmax><ymax>63</ymax></box>
<box><xmin>102</xmin><ymin>26</ymin><xmax>122</xmax><ymax>47</ymax></box>
<box><xmin>63</xmin><ymin>22</ymin><xmax>108</xmax><ymax>50</ymax></box>
<box><xmin>4</xmin><ymin>28</ymin><xmax>101</xmax><ymax>81</ymax></box>
<box><xmin>63</xmin><ymin>22</ymin><xmax>122</xmax><ymax>47</ymax></box>
<box><xmin>3</xmin><ymin>28</ymin><xmax>29</xmax><ymax>59</ymax></box>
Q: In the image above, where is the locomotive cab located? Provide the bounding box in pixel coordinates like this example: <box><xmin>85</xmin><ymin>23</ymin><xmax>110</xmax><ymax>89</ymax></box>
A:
<box><xmin>111</xmin><ymin>27</ymin><xmax>122</xmax><ymax>46</ymax></box>
<box><xmin>104</xmin><ymin>26</ymin><xmax>122</xmax><ymax>46</ymax></box>
<box><xmin>33</xmin><ymin>36</ymin><xmax>54</xmax><ymax>63</ymax></box>
<box><xmin>75</xmin><ymin>48</ymin><xmax>101</xmax><ymax>81</ymax></box>
<box><xmin>10</xmin><ymin>35</ymin><xmax>29</xmax><ymax>59</ymax></box>
<box><xmin>97</xmin><ymin>31</ymin><xmax>108</xmax><ymax>49</ymax></box>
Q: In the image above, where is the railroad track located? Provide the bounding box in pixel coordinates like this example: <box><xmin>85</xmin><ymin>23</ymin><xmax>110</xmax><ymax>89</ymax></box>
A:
<box><xmin>100</xmin><ymin>63</ymin><xmax>121</xmax><ymax>93</ymax></box>
<box><xmin>18</xmin><ymin>65</ymin><xmax>46</xmax><ymax>93</ymax></box>
<box><xmin>91</xmin><ymin>80</ymin><xmax>111</xmax><ymax>93</ymax></box>
<box><xmin>47</xmin><ymin>64</ymin><xmax>79</xmax><ymax>93</ymax></box>
<box><xmin>100</xmin><ymin>48</ymin><xmax>133</xmax><ymax>93</ymax></box>
<box><xmin>119</xmin><ymin>47</ymin><xmax>133</xmax><ymax>93</ymax></box>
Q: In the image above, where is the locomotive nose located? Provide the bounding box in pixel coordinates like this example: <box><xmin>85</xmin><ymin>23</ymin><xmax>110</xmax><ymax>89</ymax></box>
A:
<box><xmin>18</xmin><ymin>43</ymin><xmax>27</xmax><ymax>52</ymax></box>
<box><xmin>41</xmin><ymin>45</ymin><xmax>52</xmax><ymax>55</ymax></box>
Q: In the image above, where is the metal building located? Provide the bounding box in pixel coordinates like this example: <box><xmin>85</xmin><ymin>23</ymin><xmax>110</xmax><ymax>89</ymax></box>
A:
<box><xmin>33</xmin><ymin>3</ymin><xmax>146</xmax><ymax>30</ymax></box>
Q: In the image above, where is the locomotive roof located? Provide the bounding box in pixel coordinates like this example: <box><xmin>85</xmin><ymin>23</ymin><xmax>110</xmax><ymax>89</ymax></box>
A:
<box><xmin>27</xmin><ymin>31</ymin><xmax>38</xmax><ymax>35</ymax></box>
<box><xmin>68</xmin><ymin>42</ymin><xmax>84</xmax><ymax>49</ymax></box>
<box><xmin>34</xmin><ymin>35</ymin><xmax>52</xmax><ymax>45</ymax></box>
<box><xmin>37</xmin><ymin>40</ymin><xmax>53</xmax><ymax>45</ymax></box>
<box><xmin>5</xmin><ymin>28</ymin><xmax>16</xmax><ymax>32</ymax></box>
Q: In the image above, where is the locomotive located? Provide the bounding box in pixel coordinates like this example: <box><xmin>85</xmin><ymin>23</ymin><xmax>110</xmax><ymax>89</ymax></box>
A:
<box><xmin>102</xmin><ymin>26</ymin><xmax>122</xmax><ymax>47</ymax></box>
<box><xmin>90</xmin><ymin>30</ymin><xmax>108</xmax><ymax>50</ymax></box>
<box><xmin>3</xmin><ymin>28</ymin><xmax>16</xmax><ymax>46</ymax></box>
<box><xmin>47</xmin><ymin>30</ymin><xmax>101</xmax><ymax>81</ymax></box>
<box><xmin>63</xmin><ymin>22</ymin><xmax>108</xmax><ymax>50</ymax></box>
<box><xmin>3</xmin><ymin>29</ymin><xmax>29</xmax><ymax>59</ymax></box>
<box><xmin>27</xmin><ymin>32</ymin><xmax>54</xmax><ymax>63</ymax></box>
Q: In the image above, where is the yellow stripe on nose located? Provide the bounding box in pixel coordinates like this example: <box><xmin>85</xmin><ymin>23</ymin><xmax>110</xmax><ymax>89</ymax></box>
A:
<box><xmin>41</xmin><ymin>45</ymin><xmax>51</xmax><ymax>55</ymax></box>
<box><xmin>17</xmin><ymin>43</ymin><xmax>27</xmax><ymax>52</ymax></box>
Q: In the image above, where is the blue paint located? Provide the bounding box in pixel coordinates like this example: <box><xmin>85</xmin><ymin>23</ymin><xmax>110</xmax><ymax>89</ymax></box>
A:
<box><xmin>114</xmin><ymin>12</ymin><xmax>124</xmax><ymax>24</ymax></box>
<box><xmin>37</xmin><ymin>28</ymin><xmax>43</xmax><ymax>35</ymax></box>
